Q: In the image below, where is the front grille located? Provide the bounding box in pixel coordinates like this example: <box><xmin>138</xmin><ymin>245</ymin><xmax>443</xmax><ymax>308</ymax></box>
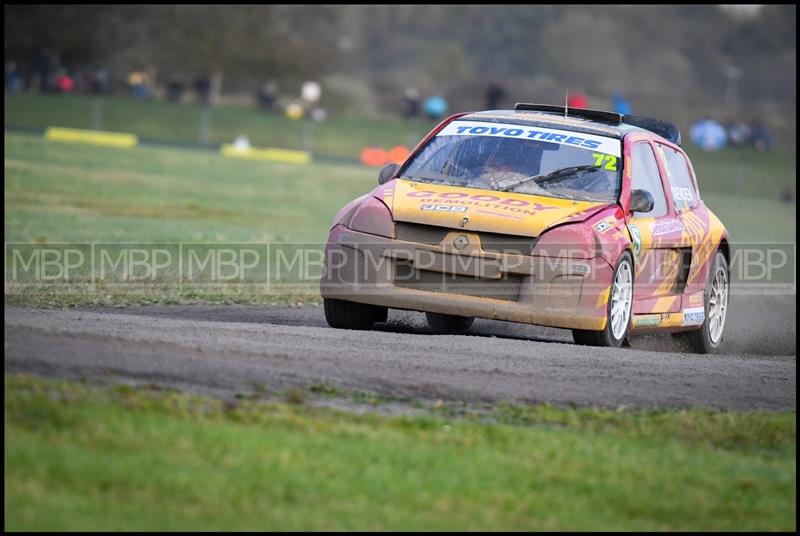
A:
<box><xmin>480</xmin><ymin>234</ymin><xmax>537</xmax><ymax>256</ymax></box>
<box><xmin>395</xmin><ymin>222</ymin><xmax>536</xmax><ymax>256</ymax></box>
<box><xmin>394</xmin><ymin>262</ymin><xmax>522</xmax><ymax>302</ymax></box>
<box><xmin>395</xmin><ymin>222</ymin><xmax>450</xmax><ymax>246</ymax></box>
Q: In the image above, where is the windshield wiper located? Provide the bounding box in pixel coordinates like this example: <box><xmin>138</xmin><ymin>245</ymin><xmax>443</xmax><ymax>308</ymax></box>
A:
<box><xmin>495</xmin><ymin>165</ymin><xmax>601</xmax><ymax>192</ymax></box>
<box><xmin>403</xmin><ymin>173</ymin><xmax>471</xmax><ymax>188</ymax></box>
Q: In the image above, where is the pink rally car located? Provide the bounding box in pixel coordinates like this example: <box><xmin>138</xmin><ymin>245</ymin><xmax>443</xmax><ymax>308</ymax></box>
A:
<box><xmin>321</xmin><ymin>104</ymin><xmax>730</xmax><ymax>352</ymax></box>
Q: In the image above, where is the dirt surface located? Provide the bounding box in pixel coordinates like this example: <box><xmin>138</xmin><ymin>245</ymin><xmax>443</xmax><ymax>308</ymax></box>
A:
<box><xmin>4</xmin><ymin>295</ymin><xmax>796</xmax><ymax>410</ymax></box>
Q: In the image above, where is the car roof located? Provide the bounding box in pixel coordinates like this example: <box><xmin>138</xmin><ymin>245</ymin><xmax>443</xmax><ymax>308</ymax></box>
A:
<box><xmin>459</xmin><ymin>109</ymin><xmax>650</xmax><ymax>140</ymax></box>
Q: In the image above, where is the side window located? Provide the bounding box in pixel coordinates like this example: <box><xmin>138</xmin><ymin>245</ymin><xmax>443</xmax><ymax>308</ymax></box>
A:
<box><xmin>656</xmin><ymin>143</ymin><xmax>698</xmax><ymax>211</ymax></box>
<box><xmin>631</xmin><ymin>143</ymin><xmax>668</xmax><ymax>217</ymax></box>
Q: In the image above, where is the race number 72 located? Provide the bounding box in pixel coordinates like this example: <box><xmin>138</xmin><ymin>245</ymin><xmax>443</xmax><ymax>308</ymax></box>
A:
<box><xmin>592</xmin><ymin>153</ymin><xmax>617</xmax><ymax>171</ymax></box>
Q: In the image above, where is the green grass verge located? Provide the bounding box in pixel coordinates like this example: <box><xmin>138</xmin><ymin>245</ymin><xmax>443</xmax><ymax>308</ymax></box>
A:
<box><xmin>5</xmin><ymin>92</ymin><xmax>436</xmax><ymax>160</ymax></box>
<box><xmin>690</xmin><ymin>147</ymin><xmax>796</xmax><ymax>201</ymax></box>
<box><xmin>5</xmin><ymin>132</ymin><xmax>374</xmax><ymax>243</ymax></box>
<box><xmin>704</xmin><ymin>193</ymin><xmax>796</xmax><ymax>243</ymax></box>
<box><xmin>4</xmin><ymin>374</ymin><xmax>796</xmax><ymax>531</ymax></box>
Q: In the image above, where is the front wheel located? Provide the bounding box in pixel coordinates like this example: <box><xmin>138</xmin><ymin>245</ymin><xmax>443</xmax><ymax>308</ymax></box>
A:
<box><xmin>572</xmin><ymin>251</ymin><xmax>633</xmax><ymax>348</ymax></box>
<box><xmin>672</xmin><ymin>250</ymin><xmax>729</xmax><ymax>354</ymax></box>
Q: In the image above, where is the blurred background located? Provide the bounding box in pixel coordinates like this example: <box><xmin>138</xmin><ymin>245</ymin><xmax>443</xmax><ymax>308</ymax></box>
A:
<box><xmin>4</xmin><ymin>5</ymin><xmax>796</xmax><ymax>149</ymax></box>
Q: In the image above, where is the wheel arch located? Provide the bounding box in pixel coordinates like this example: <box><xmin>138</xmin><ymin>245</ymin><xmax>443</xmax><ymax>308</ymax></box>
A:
<box><xmin>717</xmin><ymin>237</ymin><xmax>730</xmax><ymax>267</ymax></box>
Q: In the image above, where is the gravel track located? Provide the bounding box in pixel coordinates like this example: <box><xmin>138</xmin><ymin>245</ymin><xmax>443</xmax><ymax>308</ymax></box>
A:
<box><xmin>4</xmin><ymin>296</ymin><xmax>796</xmax><ymax>410</ymax></box>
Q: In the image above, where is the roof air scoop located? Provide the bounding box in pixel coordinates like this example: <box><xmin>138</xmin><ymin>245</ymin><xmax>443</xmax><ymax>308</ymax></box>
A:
<box><xmin>623</xmin><ymin>115</ymin><xmax>682</xmax><ymax>145</ymax></box>
<box><xmin>514</xmin><ymin>103</ymin><xmax>623</xmax><ymax>125</ymax></box>
<box><xmin>514</xmin><ymin>103</ymin><xmax>682</xmax><ymax>145</ymax></box>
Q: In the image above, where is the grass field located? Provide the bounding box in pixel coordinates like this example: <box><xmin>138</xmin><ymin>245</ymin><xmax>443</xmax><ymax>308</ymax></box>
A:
<box><xmin>5</xmin><ymin>374</ymin><xmax>796</xmax><ymax>531</ymax></box>
<box><xmin>5</xmin><ymin>132</ymin><xmax>375</xmax><ymax>243</ymax></box>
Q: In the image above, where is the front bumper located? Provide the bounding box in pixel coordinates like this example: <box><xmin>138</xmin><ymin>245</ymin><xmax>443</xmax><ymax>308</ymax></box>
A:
<box><xmin>320</xmin><ymin>225</ymin><xmax>613</xmax><ymax>330</ymax></box>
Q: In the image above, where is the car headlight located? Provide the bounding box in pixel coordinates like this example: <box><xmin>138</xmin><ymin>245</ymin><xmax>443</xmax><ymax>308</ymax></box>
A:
<box><xmin>331</xmin><ymin>194</ymin><xmax>368</xmax><ymax>229</ymax></box>
<box><xmin>347</xmin><ymin>197</ymin><xmax>395</xmax><ymax>238</ymax></box>
<box><xmin>532</xmin><ymin>224</ymin><xmax>597</xmax><ymax>259</ymax></box>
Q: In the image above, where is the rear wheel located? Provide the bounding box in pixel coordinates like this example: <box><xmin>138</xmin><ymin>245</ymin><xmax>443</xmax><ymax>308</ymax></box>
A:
<box><xmin>672</xmin><ymin>250</ymin><xmax>729</xmax><ymax>354</ymax></box>
<box><xmin>426</xmin><ymin>312</ymin><xmax>474</xmax><ymax>334</ymax></box>
<box><xmin>572</xmin><ymin>251</ymin><xmax>633</xmax><ymax>348</ymax></box>
<box><xmin>323</xmin><ymin>298</ymin><xmax>387</xmax><ymax>330</ymax></box>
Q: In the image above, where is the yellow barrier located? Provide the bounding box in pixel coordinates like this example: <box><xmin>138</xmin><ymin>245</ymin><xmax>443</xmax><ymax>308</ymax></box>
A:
<box><xmin>220</xmin><ymin>144</ymin><xmax>311</xmax><ymax>164</ymax></box>
<box><xmin>45</xmin><ymin>127</ymin><xmax>138</xmax><ymax>148</ymax></box>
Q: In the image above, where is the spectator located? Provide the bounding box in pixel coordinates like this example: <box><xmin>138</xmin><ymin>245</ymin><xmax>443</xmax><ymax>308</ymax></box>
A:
<box><xmin>36</xmin><ymin>47</ymin><xmax>57</xmax><ymax>93</ymax></box>
<box><xmin>485</xmin><ymin>80</ymin><xmax>507</xmax><ymax>110</ymax></box>
<box><xmin>402</xmin><ymin>87</ymin><xmax>419</xmax><ymax>119</ymax></box>
<box><xmin>91</xmin><ymin>66</ymin><xmax>110</xmax><ymax>94</ymax></box>
<box><xmin>257</xmin><ymin>80</ymin><xmax>278</xmax><ymax>112</ymax></box>
<box><xmin>611</xmin><ymin>91</ymin><xmax>632</xmax><ymax>115</ymax></box>
<box><xmin>567</xmin><ymin>91</ymin><xmax>588</xmax><ymax>109</ymax></box>
<box><xmin>55</xmin><ymin>68</ymin><xmax>74</xmax><ymax>93</ymax></box>
<box><xmin>690</xmin><ymin>116</ymin><xmax>727</xmax><ymax>151</ymax></box>
<box><xmin>748</xmin><ymin>119</ymin><xmax>774</xmax><ymax>151</ymax></box>
<box><xmin>5</xmin><ymin>61</ymin><xmax>23</xmax><ymax>92</ymax></box>
<box><xmin>71</xmin><ymin>69</ymin><xmax>85</xmax><ymax>93</ymax></box>
<box><xmin>166</xmin><ymin>74</ymin><xmax>185</xmax><ymax>102</ymax></box>
<box><xmin>127</xmin><ymin>69</ymin><xmax>152</xmax><ymax>99</ymax></box>
<box><xmin>423</xmin><ymin>94</ymin><xmax>448</xmax><ymax>120</ymax></box>
<box><xmin>194</xmin><ymin>73</ymin><xmax>211</xmax><ymax>105</ymax></box>
<box><xmin>723</xmin><ymin>117</ymin><xmax>751</xmax><ymax>147</ymax></box>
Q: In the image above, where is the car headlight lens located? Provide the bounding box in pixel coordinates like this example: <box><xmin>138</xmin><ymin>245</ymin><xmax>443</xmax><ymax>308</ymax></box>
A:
<box><xmin>347</xmin><ymin>197</ymin><xmax>395</xmax><ymax>238</ymax></box>
<box><xmin>532</xmin><ymin>224</ymin><xmax>597</xmax><ymax>259</ymax></box>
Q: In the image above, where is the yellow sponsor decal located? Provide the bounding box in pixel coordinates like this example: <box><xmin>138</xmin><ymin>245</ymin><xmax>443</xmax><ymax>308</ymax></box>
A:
<box><xmin>390</xmin><ymin>179</ymin><xmax>603</xmax><ymax>237</ymax></box>
<box><xmin>45</xmin><ymin>127</ymin><xmax>138</xmax><ymax>148</ymax></box>
<box><xmin>596</xmin><ymin>285</ymin><xmax>611</xmax><ymax>309</ymax></box>
<box><xmin>659</xmin><ymin>312</ymin><xmax>685</xmax><ymax>328</ymax></box>
<box><xmin>681</xmin><ymin>211</ymin><xmax>704</xmax><ymax>244</ymax></box>
<box><xmin>221</xmin><ymin>144</ymin><xmax>311</xmax><ymax>164</ymax></box>
<box><xmin>654</xmin><ymin>251</ymin><xmax>682</xmax><ymax>296</ymax></box>
<box><xmin>651</xmin><ymin>295</ymin><xmax>678</xmax><ymax>312</ymax></box>
<box><xmin>685</xmin><ymin>212</ymin><xmax>725</xmax><ymax>285</ymax></box>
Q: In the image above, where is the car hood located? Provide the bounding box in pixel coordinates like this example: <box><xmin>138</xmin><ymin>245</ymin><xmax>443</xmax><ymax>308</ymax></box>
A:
<box><xmin>375</xmin><ymin>179</ymin><xmax>611</xmax><ymax>237</ymax></box>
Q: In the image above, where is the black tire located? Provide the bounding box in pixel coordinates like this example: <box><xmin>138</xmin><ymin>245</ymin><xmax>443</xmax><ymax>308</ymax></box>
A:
<box><xmin>572</xmin><ymin>251</ymin><xmax>634</xmax><ymax>348</ymax></box>
<box><xmin>323</xmin><ymin>298</ymin><xmax>387</xmax><ymax>330</ymax></box>
<box><xmin>425</xmin><ymin>312</ymin><xmax>475</xmax><ymax>334</ymax></box>
<box><xmin>672</xmin><ymin>250</ymin><xmax>729</xmax><ymax>354</ymax></box>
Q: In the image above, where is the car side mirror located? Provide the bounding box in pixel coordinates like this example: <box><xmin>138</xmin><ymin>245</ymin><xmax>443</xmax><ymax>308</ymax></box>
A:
<box><xmin>378</xmin><ymin>163</ymin><xmax>399</xmax><ymax>185</ymax></box>
<box><xmin>630</xmin><ymin>189</ymin><xmax>655</xmax><ymax>213</ymax></box>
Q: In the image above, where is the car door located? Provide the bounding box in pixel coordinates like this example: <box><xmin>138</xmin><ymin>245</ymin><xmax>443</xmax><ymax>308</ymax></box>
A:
<box><xmin>654</xmin><ymin>142</ymin><xmax>709</xmax><ymax>296</ymax></box>
<box><xmin>626</xmin><ymin>141</ymin><xmax>688</xmax><ymax>314</ymax></box>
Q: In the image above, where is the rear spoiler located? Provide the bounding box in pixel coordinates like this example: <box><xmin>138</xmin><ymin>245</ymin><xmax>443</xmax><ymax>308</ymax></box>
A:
<box><xmin>514</xmin><ymin>103</ymin><xmax>682</xmax><ymax>145</ymax></box>
<box><xmin>623</xmin><ymin>115</ymin><xmax>681</xmax><ymax>145</ymax></box>
<box><xmin>514</xmin><ymin>103</ymin><xmax>623</xmax><ymax>125</ymax></box>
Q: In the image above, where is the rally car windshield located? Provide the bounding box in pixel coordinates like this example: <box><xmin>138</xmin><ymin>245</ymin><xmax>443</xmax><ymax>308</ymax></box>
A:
<box><xmin>401</xmin><ymin>120</ymin><xmax>623</xmax><ymax>203</ymax></box>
